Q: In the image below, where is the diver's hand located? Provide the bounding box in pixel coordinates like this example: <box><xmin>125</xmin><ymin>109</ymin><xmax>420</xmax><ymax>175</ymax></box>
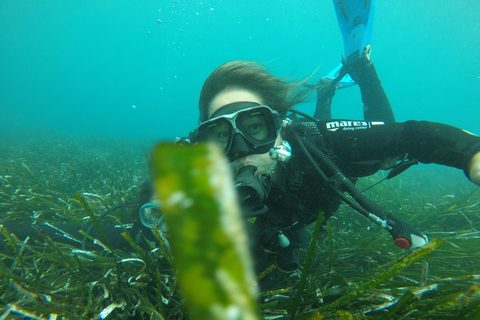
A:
<box><xmin>469</xmin><ymin>151</ymin><xmax>480</xmax><ymax>186</ymax></box>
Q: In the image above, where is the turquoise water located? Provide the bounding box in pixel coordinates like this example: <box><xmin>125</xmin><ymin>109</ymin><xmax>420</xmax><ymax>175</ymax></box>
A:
<box><xmin>1</xmin><ymin>0</ymin><xmax>479</xmax><ymax>140</ymax></box>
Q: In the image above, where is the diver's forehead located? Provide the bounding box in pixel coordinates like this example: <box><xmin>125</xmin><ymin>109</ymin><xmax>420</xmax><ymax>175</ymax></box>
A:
<box><xmin>208</xmin><ymin>88</ymin><xmax>263</xmax><ymax>118</ymax></box>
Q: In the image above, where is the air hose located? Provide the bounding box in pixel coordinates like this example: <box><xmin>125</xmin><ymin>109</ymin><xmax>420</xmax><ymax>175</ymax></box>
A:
<box><xmin>288</xmin><ymin>125</ymin><xmax>428</xmax><ymax>250</ymax></box>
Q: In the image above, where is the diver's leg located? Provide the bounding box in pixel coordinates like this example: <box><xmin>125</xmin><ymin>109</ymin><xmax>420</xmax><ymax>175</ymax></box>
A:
<box><xmin>345</xmin><ymin>49</ymin><xmax>395</xmax><ymax>123</ymax></box>
<box><xmin>313</xmin><ymin>78</ymin><xmax>337</xmax><ymax>120</ymax></box>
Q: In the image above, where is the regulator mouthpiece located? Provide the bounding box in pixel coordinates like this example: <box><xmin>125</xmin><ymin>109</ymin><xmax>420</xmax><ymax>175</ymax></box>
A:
<box><xmin>234</xmin><ymin>165</ymin><xmax>271</xmax><ymax>217</ymax></box>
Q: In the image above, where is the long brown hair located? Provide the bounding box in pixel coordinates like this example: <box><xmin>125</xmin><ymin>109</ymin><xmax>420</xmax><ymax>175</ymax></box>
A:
<box><xmin>198</xmin><ymin>60</ymin><xmax>313</xmax><ymax>122</ymax></box>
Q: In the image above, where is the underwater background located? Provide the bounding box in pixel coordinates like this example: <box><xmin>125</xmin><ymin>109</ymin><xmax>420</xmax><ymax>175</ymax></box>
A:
<box><xmin>1</xmin><ymin>0</ymin><xmax>479</xmax><ymax>141</ymax></box>
<box><xmin>1</xmin><ymin>1</ymin><xmax>480</xmax><ymax>319</ymax></box>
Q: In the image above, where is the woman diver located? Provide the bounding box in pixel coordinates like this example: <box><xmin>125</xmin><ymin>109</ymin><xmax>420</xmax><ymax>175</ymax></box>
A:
<box><xmin>171</xmin><ymin>59</ymin><xmax>480</xmax><ymax>290</ymax></box>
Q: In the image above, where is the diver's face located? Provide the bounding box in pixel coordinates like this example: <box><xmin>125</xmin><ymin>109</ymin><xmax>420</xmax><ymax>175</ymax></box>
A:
<box><xmin>208</xmin><ymin>88</ymin><xmax>283</xmax><ymax>177</ymax></box>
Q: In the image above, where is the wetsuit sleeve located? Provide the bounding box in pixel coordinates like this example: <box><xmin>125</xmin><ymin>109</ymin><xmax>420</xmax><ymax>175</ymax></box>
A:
<box><xmin>320</xmin><ymin>120</ymin><xmax>480</xmax><ymax>178</ymax></box>
<box><xmin>0</xmin><ymin>222</ymin><xmax>155</xmax><ymax>252</ymax></box>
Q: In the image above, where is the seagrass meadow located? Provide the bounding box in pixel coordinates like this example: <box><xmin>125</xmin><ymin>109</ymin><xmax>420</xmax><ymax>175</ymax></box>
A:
<box><xmin>1</xmin><ymin>132</ymin><xmax>479</xmax><ymax>319</ymax></box>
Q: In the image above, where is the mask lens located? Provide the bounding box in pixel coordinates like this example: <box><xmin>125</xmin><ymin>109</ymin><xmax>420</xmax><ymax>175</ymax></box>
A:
<box><xmin>197</xmin><ymin>118</ymin><xmax>232</xmax><ymax>152</ymax></box>
<box><xmin>237</xmin><ymin>109</ymin><xmax>271</xmax><ymax>142</ymax></box>
<box><xmin>201</xmin><ymin>119</ymin><xmax>231</xmax><ymax>149</ymax></box>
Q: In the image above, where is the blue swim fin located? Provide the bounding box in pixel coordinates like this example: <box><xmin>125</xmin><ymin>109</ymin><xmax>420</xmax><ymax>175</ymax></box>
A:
<box><xmin>323</xmin><ymin>0</ymin><xmax>376</xmax><ymax>88</ymax></box>
<box><xmin>333</xmin><ymin>0</ymin><xmax>376</xmax><ymax>63</ymax></box>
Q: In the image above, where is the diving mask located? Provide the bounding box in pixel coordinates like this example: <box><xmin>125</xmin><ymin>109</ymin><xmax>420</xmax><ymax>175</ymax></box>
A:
<box><xmin>194</xmin><ymin>102</ymin><xmax>282</xmax><ymax>160</ymax></box>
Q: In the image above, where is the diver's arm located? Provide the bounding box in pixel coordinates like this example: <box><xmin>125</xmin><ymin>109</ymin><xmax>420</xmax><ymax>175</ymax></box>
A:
<box><xmin>313</xmin><ymin>78</ymin><xmax>337</xmax><ymax>120</ymax></box>
<box><xmin>320</xmin><ymin>120</ymin><xmax>480</xmax><ymax>183</ymax></box>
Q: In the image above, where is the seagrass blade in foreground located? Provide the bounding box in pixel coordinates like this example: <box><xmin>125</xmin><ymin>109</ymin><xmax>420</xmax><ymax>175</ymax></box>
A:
<box><xmin>151</xmin><ymin>142</ymin><xmax>260</xmax><ymax>320</ymax></box>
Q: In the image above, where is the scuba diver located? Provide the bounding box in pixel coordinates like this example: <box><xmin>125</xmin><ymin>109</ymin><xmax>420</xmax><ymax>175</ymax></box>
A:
<box><xmin>174</xmin><ymin>59</ymin><xmax>480</xmax><ymax>290</ymax></box>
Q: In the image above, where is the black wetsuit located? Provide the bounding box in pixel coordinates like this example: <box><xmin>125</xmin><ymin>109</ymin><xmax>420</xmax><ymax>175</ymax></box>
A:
<box><xmin>252</xmin><ymin>117</ymin><xmax>480</xmax><ymax>289</ymax></box>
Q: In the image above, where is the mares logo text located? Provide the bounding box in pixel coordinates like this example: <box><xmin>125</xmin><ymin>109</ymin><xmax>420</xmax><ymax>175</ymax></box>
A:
<box><xmin>326</xmin><ymin>120</ymin><xmax>384</xmax><ymax>131</ymax></box>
